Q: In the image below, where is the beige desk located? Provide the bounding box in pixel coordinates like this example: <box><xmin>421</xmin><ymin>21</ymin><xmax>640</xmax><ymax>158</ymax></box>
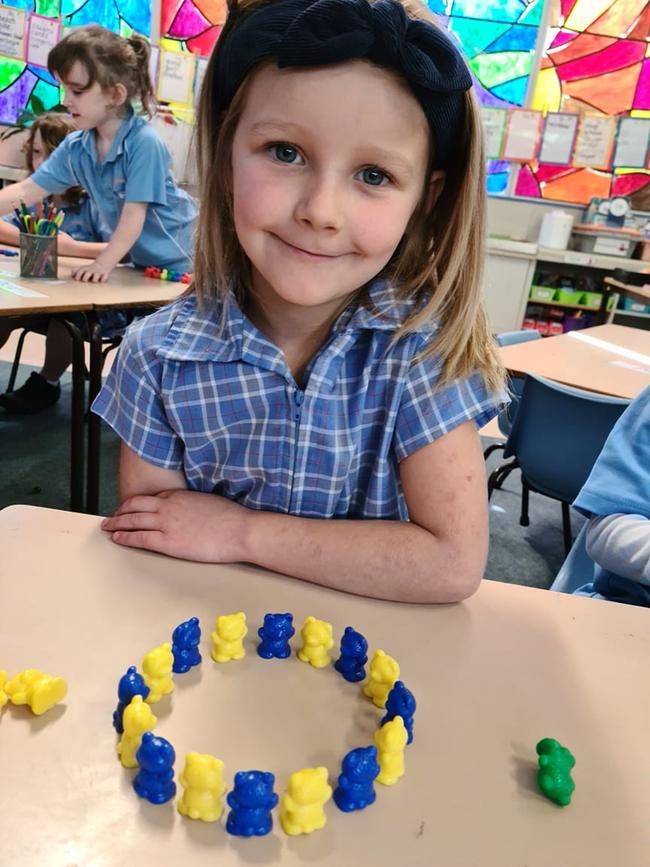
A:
<box><xmin>499</xmin><ymin>324</ymin><xmax>650</xmax><ymax>400</ymax></box>
<box><xmin>0</xmin><ymin>255</ymin><xmax>181</xmax><ymax>315</ymax></box>
<box><xmin>1</xmin><ymin>505</ymin><xmax>649</xmax><ymax>867</ymax></box>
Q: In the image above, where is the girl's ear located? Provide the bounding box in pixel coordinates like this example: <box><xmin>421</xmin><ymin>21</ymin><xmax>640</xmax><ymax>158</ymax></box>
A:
<box><xmin>426</xmin><ymin>170</ymin><xmax>446</xmax><ymax>214</ymax></box>
<box><xmin>107</xmin><ymin>83</ymin><xmax>128</xmax><ymax>108</ymax></box>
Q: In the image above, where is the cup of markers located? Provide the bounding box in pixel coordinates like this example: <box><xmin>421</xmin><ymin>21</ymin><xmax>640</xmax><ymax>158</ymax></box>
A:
<box><xmin>18</xmin><ymin>201</ymin><xmax>64</xmax><ymax>279</ymax></box>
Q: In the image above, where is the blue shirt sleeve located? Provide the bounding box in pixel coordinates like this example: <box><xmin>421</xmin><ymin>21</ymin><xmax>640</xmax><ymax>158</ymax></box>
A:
<box><xmin>91</xmin><ymin>312</ymin><xmax>184</xmax><ymax>469</ymax></box>
<box><xmin>124</xmin><ymin>125</ymin><xmax>174</xmax><ymax>206</ymax></box>
<box><xmin>393</xmin><ymin>352</ymin><xmax>507</xmax><ymax>462</ymax></box>
<box><xmin>573</xmin><ymin>385</ymin><xmax>650</xmax><ymax>520</ymax></box>
<box><xmin>31</xmin><ymin>136</ymin><xmax>80</xmax><ymax>194</ymax></box>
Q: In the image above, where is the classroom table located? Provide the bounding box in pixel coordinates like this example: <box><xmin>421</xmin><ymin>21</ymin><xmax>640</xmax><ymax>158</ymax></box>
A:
<box><xmin>0</xmin><ymin>256</ymin><xmax>181</xmax><ymax>511</ymax></box>
<box><xmin>1</xmin><ymin>504</ymin><xmax>648</xmax><ymax>867</ymax></box>
<box><xmin>499</xmin><ymin>323</ymin><xmax>650</xmax><ymax>400</ymax></box>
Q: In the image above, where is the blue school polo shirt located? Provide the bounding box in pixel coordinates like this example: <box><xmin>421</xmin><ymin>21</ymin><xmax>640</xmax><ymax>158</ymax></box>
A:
<box><xmin>31</xmin><ymin>110</ymin><xmax>197</xmax><ymax>272</ymax></box>
<box><xmin>2</xmin><ymin>195</ymin><xmax>107</xmax><ymax>243</ymax></box>
<box><xmin>573</xmin><ymin>385</ymin><xmax>650</xmax><ymax>606</ymax></box>
<box><xmin>92</xmin><ymin>280</ymin><xmax>505</xmax><ymax>520</ymax></box>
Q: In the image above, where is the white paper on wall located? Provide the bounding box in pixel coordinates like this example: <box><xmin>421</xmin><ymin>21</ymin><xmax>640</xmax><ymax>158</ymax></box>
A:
<box><xmin>26</xmin><ymin>14</ymin><xmax>60</xmax><ymax>68</ymax></box>
<box><xmin>157</xmin><ymin>50</ymin><xmax>196</xmax><ymax>106</ymax></box>
<box><xmin>0</xmin><ymin>6</ymin><xmax>26</xmax><ymax>61</ymax></box>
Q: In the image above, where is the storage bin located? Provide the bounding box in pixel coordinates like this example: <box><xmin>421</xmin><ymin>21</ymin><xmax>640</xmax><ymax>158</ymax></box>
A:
<box><xmin>621</xmin><ymin>296</ymin><xmax>650</xmax><ymax>315</ymax></box>
<box><xmin>556</xmin><ymin>288</ymin><xmax>584</xmax><ymax>305</ymax></box>
<box><xmin>529</xmin><ymin>285</ymin><xmax>556</xmax><ymax>302</ymax></box>
<box><xmin>571</xmin><ymin>224</ymin><xmax>640</xmax><ymax>258</ymax></box>
<box><xmin>582</xmin><ymin>292</ymin><xmax>615</xmax><ymax>310</ymax></box>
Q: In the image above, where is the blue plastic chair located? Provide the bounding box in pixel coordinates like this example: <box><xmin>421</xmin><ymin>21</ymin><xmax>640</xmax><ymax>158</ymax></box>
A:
<box><xmin>550</xmin><ymin>524</ymin><xmax>594</xmax><ymax>593</ymax></box>
<box><xmin>488</xmin><ymin>374</ymin><xmax>629</xmax><ymax>554</ymax></box>
<box><xmin>483</xmin><ymin>330</ymin><xmax>541</xmax><ymax>462</ymax></box>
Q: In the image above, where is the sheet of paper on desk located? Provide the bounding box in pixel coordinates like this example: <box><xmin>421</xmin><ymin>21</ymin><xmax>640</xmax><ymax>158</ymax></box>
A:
<box><xmin>0</xmin><ymin>277</ymin><xmax>47</xmax><ymax>298</ymax></box>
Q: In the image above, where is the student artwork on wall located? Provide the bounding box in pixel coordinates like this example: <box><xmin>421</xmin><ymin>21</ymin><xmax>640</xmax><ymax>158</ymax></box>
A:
<box><xmin>429</xmin><ymin>0</ymin><xmax>546</xmax><ymax>195</ymax></box>
<box><xmin>516</xmin><ymin>0</ymin><xmax>649</xmax><ymax>205</ymax></box>
<box><xmin>160</xmin><ymin>0</ymin><xmax>226</xmax><ymax>56</ymax></box>
<box><xmin>0</xmin><ymin>0</ymin><xmax>151</xmax><ymax>125</ymax></box>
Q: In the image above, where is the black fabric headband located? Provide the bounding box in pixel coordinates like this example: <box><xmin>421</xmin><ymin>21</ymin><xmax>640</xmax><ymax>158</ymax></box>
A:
<box><xmin>212</xmin><ymin>0</ymin><xmax>473</xmax><ymax>169</ymax></box>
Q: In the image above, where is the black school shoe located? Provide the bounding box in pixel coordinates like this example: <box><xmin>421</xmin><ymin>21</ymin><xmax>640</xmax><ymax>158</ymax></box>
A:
<box><xmin>0</xmin><ymin>372</ymin><xmax>61</xmax><ymax>415</ymax></box>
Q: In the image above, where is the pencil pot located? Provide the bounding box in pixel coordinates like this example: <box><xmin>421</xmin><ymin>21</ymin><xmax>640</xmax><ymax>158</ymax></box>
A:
<box><xmin>20</xmin><ymin>232</ymin><xmax>58</xmax><ymax>279</ymax></box>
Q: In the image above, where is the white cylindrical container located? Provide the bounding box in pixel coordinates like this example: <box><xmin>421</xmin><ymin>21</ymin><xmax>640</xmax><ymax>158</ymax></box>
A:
<box><xmin>537</xmin><ymin>210</ymin><xmax>574</xmax><ymax>250</ymax></box>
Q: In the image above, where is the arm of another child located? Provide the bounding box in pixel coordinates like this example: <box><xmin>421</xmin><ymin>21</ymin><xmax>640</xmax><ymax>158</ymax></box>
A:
<box><xmin>71</xmin><ymin>202</ymin><xmax>146</xmax><ymax>282</ymax></box>
<box><xmin>105</xmin><ymin>421</ymin><xmax>488</xmax><ymax>604</ymax></box>
<box><xmin>585</xmin><ymin>513</ymin><xmax>650</xmax><ymax>584</ymax></box>
<box><xmin>0</xmin><ymin>177</ymin><xmax>50</xmax><ymax>216</ymax></box>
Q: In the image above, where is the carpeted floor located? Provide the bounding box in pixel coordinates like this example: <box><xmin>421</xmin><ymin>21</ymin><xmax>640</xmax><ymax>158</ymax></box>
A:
<box><xmin>0</xmin><ymin>364</ymin><xmax>579</xmax><ymax>589</ymax></box>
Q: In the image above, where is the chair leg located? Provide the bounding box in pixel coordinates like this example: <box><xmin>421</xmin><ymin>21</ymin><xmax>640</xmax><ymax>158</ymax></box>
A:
<box><xmin>483</xmin><ymin>442</ymin><xmax>504</xmax><ymax>461</ymax></box>
<box><xmin>7</xmin><ymin>328</ymin><xmax>30</xmax><ymax>391</ymax></box>
<box><xmin>519</xmin><ymin>479</ymin><xmax>530</xmax><ymax>527</ymax></box>
<box><xmin>492</xmin><ymin>457</ymin><xmax>519</xmax><ymax>491</ymax></box>
<box><xmin>562</xmin><ymin>502</ymin><xmax>572</xmax><ymax>555</ymax></box>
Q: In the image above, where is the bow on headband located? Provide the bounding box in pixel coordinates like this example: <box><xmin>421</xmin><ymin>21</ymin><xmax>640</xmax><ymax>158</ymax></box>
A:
<box><xmin>213</xmin><ymin>0</ymin><xmax>473</xmax><ymax>169</ymax></box>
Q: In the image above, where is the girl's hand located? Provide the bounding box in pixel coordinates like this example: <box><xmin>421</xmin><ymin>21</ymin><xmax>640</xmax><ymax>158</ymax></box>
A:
<box><xmin>72</xmin><ymin>259</ymin><xmax>114</xmax><ymax>282</ymax></box>
<box><xmin>101</xmin><ymin>489</ymin><xmax>252</xmax><ymax>563</ymax></box>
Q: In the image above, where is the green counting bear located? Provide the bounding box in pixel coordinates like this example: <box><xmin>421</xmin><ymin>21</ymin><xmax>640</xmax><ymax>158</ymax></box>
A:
<box><xmin>536</xmin><ymin>738</ymin><xmax>575</xmax><ymax>806</ymax></box>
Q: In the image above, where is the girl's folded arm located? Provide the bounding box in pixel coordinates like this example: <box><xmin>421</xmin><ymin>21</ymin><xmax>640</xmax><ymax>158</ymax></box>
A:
<box><xmin>106</xmin><ymin>421</ymin><xmax>487</xmax><ymax>604</ymax></box>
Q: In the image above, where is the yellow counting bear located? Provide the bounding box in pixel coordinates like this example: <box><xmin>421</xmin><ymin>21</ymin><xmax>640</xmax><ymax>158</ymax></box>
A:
<box><xmin>374</xmin><ymin>716</ymin><xmax>408</xmax><ymax>786</ymax></box>
<box><xmin>297</xmin><ymin>616</ymin><xmax>334</xmax><ymax>669</ymax></box>
<box><xmin>363</xmin><ymin>649</ymin><xmax>400</xmax><ymax>708</ymax></box>
<box><xmin>280</xmin><ymin>766</ymin><xmax>332</xmax><ymax>836</ymax></box>
<box><xmin>177</xmin><ymin>752</ymin><xmax>226</xmax><ymax>822</ymax></box>
<box><xmin>210</xmin><ymin>612</ymin><xmax>248</xmax><ymax>663</ymax></box>
<box><xmin>142</xmin><ymin>642</ymin><xmax>174</xmax><ymax>703</ymax></box>
<box><xmin>0</xmin><ymin>670</ymin><xmax>8</xmax><ymax>709</ymax></box>
<box><xmin>5</xmin><ymin>669</ymin><xmax>68</xmax><ymax>715</ymax></box>
<box><xmin>117</xmin><ymin>695</ymin><xmax>157</xmax><ymax>769</ymax></box>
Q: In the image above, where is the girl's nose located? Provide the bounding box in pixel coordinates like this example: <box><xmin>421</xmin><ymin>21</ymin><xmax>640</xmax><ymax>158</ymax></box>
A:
<box><xmin>294</xmin><ymin>174</ymin><xmax>343</xmax><ymax>232</ymax></box>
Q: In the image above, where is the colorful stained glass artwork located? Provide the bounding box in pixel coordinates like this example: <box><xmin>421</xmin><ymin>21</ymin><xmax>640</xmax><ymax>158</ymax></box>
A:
<box><xmin>0</xmin><ymin>0</ymin><xmax>150</xmax><ymax>124</ymax></box>
<box><xmin>160</xmin><ymin>0</ymin><xmax>225</xmax><ymax>57</ymax></box>
<box><xmin>524</xmin><ymin>0</ymin><xmax>650</xmax><ymax>204</ymax></box>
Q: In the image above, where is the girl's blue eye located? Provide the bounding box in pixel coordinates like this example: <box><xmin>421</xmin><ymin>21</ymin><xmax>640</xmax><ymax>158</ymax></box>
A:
<box><xmin>271</xmin><ymin>144</ymin><xmax>300</xmax><ymax>164</ymax></box>
<box><xmin>361</xmin><ymin>167</ymin><xmax>388</xmax><ymax>187</ymax></box>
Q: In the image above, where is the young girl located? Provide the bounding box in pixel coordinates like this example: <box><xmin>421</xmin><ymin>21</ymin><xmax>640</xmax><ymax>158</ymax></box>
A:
<box><xmin>96</xmin><ymin>0</ymin><xmax>506</xmax><ymax>604</ymax></box>
<box><xmin>0</xmin><ymin>25</ymin><xmax>197</xmax><ymax>283</ymax></box>
<box><xmin>0</xmin><ymin>112</ymin><xmax>110</xmax><ymax>413</ymax></box>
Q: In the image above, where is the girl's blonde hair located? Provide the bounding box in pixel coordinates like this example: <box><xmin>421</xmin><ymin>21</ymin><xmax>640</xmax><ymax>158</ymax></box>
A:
<box><xmin>48</xmin><ymin>25</ymin><xmax>156</xmax><ymax>118</ymax></box>
<box><xmin>194</xmin><ymin>0</ymin><xmax>504</xmax><ymax>393</ymax></box>
<box><xmin>24</xmin><ymin>112</ymin><xmax>85</xmax><ymax>210</ymax></box>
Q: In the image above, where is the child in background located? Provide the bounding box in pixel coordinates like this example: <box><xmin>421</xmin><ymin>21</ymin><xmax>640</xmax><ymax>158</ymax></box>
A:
<box><xmin>0</xmin><ymin>112</ymin><xmax>108</xmax><ymax>255</ymax></box>
<box><xmin>0</xmin><ymin>112</ymin><xmax>110</xmax><ymax>413</ymax></box>
<box><xmin>96</xmin><ymin>0</ymin><xmax>506</xmax><ymax>603</ymax></box>
<box><xmin>0</xmin><ymin>24</ymin><xmax>197</xmax><ymax>283</ymax></box>
<box><xmin>571</xmin><ymin>385</ymin><xmax>650</xmax><ymax>607</ymax></box>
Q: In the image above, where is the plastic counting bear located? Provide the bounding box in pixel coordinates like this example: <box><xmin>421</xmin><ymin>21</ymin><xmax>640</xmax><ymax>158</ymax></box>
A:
<box><xmin>111</xmin><ymin>611</ymin><xmax>416</xmax><ymax>841</ymax></box>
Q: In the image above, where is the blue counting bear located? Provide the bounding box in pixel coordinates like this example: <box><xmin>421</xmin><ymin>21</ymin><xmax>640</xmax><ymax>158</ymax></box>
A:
<box><xmin>333</xmin><ymin>746</ymin><xmax>380</xmax><ymax>812</ymax></box>
<box><xmin>381</xmin><ymin>680</ymin><xmax>416</xmax><ymax>745</ymax></box>
<box><xmin>226</xmin><ymin>770</ymin><xmax>279</xmax><ymax>836</ymax></box>
<box><xmin>334</xmin><ymin>626</ymin><xmax>368</xmax><ymax>682</ymax></box>
<box><xmin>257</xmin><ymin>613</ymin><xmax>295</xmax><ymax>659</ymax></box>
<box><xmin>112</xmin><ymin>665</ymin><xmax>150</xmax><ymax>734</ymax></box>
<box><xmin>133</xmin><ymin>732</ymin><xmax>176</xmax><ymax>804</ymax></box>
<box><xmin>172</xmin><ymin>616</ymin><xmax>202</xmax><ymax>673</ymax></box>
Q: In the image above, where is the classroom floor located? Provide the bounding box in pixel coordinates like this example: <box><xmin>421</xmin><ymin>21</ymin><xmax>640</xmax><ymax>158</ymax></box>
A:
<box><xmin>0</xmin><ymin>333</ymin><xmax>575</xmax><ymax>589</ymax></box>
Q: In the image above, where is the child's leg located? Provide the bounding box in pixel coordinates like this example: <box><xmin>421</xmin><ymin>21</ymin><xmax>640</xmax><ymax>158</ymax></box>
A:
<box><xmin>40</xmin><ymin>318</ymin><xmax>73</xmax><ymax>382</ymax></box>
<box><xmin>0</xmin><ymin>316</ymin><xmax>66</xmax><ymax>415</ymax></box>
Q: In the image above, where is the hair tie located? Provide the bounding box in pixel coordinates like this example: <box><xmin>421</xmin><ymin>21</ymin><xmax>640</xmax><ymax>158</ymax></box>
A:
<box><xmin>212</xmin><ymin>0</ymin><xmax>472</xmax><ymax>169</ymax></box>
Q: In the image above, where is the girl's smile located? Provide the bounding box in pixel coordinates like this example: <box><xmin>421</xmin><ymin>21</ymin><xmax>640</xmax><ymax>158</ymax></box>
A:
<box><xmin>231</xmin><ymin>60</ymin><xmax>433</xmax><ymax>331</ymax></box>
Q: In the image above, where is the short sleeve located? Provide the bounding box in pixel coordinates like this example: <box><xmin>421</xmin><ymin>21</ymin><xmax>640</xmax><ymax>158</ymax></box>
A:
<box><xmin>124</xmin><ymin>127</ymin><xmax>172</xmax><ymax>206</ymax></box>
<box><xmin>393</xmin><ymin>355</ymin><xmax>507</xmax><ymax>462</ymax></box>
<box><xmin>91</xmin><ymin>318</ymin><xmax>184</xmax><ymax>469</ymax></box>
<box><xmin>31</xmin><ymin>137</ymin><xmax>79</xmax><ymax>194</ymax></box>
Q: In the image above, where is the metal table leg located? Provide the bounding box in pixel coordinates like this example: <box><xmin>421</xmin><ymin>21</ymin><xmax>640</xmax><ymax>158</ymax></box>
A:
<box><xmin>60</xmin><ymin>318</ymin><xmax>86</xmax><ymax>513</ymax></box>
<box><xmin>86</xmin><ymin>310</ymin><xmax>103</xmax><ymax>515</ymax></box>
